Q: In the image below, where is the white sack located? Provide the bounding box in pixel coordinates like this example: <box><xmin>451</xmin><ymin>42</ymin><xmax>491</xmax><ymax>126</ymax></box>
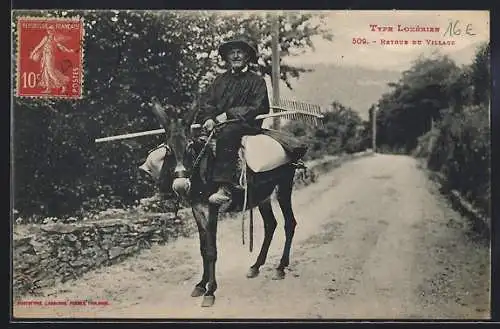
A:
<box><xmin>241</xmin><ymin>134</ymin><xmax>290</xmax><ymax>172</ymax></box>
<box><xmin>139</xmin><ymin>145</ymin><xmax>167</xmax><ymax>181</ymax></box>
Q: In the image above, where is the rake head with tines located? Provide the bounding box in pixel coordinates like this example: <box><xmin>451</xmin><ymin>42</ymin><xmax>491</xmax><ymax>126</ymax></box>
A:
<box><xmin>261</xmin><ymin>98</ymin><xmax>324</xmax><ymax>127</ymax></box>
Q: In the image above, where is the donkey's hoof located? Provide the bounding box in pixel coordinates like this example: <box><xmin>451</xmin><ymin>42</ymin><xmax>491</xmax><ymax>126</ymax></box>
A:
<box><xmin>246</xmin><ymin>267</ymin><xmax>260</xmax><ymax>278</ymax></box>
<box><xmin>272</xmin><ymin>268</ymin><xmax>286</xmax><ymax>280</ymax></box>
<box><xmin>191</xmin><ymin>286</ymin><xmax>206</xmax><ymax>297</ymax></box>
<box><xmin>201</xmin><ymin>295</ymin><xmax>215</xmax><ymax>307</ymax></box>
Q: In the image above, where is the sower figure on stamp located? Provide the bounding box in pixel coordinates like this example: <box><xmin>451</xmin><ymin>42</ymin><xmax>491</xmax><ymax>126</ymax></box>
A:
<box><xmin>196</xmin><ymin>35</ymin><xmax>270</xmax><ymax>205</ymax></box>
<box><xmin>29</xmin><ymin>25</ymin><xmax>74</xmax><ymax>94</ymax></box>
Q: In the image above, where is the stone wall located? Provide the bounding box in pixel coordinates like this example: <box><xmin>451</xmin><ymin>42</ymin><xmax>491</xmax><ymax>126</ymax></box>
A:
<box><xmin>13</xmin><ymin>151</ymin><xmax>373</xmax><ymax>298</ymax></box>
<box><xmin>424</xmin><ymin>165</ymin><xmax>490</xmax><ymax>240</ymax></box>
<box><xmin>13</xmin><ymin>213</ymin><xmax>197</xmax><ymax>298</ymax></box>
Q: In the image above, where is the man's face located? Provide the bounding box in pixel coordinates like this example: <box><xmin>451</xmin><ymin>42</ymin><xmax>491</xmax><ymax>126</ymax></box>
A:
<box><xmin>227</xmin><ymin>47</ymin><xmax>249</xmax><ymax>71</ymax></box>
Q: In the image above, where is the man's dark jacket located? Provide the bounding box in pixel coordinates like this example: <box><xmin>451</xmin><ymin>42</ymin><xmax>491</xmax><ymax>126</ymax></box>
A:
<box><xmin>189</xmin><ymin>68</ymin><xmax>308</xmax><ymax>161</ymax></box>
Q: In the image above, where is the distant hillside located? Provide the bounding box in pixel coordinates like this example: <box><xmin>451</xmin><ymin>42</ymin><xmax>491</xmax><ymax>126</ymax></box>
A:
<box><xmin>278</xmin><ymin>41</ymin><xmax>487</xmax><ymax>120</ymax></box>
<box><xmin>279</xmin><ymin>63</ymin><xmax>401</xmax><ymax>120</ymax></box>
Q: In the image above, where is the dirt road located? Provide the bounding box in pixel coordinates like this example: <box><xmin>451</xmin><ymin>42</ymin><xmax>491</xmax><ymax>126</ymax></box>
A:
<box><xmin>14</xmin><ymin>154</ymin><xmax>490</xmax><ymax>319</ymax></box>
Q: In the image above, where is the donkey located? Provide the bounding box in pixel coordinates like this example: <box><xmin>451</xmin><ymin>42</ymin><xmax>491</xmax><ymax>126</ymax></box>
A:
<box><xmin>147</xmin><ymin>102</ymin><xmax>301</xmax><ymax>308</ymax></box>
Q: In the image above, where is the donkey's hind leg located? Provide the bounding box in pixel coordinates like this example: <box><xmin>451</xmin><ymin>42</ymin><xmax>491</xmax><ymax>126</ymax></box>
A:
<box><xmin>247</xmin><ymin>199</ymin><xmax>277</xmax><ymax>278</ymax></box>
<box><xmin>274</xmin><ymin>172</ymin><xmax>297</xmax><ymax>280</ymax></box>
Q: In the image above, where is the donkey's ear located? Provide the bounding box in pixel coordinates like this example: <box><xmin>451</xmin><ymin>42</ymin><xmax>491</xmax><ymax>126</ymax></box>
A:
<box><xmin>151</xmin><ymin>100</ymin><xmax>171</xmax><ymax>132</ymax></box>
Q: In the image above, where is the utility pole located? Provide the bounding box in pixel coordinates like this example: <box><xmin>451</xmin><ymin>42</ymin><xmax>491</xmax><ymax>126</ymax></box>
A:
<box><xmin>271</xmin><ymin>15</ymin><xmax>281</xmax><ymax>130</ymax></box>
<box><xmin>372</xmin><ymin>106</ymin><xmax>377</xmax><ymax>152</ymax></box>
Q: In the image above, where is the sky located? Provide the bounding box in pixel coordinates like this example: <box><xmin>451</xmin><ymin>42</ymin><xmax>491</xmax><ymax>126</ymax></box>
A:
<box><xmin>281</xmin><ymin>10</ymin><xmax>490</xmax><ymax>71</ymax></box>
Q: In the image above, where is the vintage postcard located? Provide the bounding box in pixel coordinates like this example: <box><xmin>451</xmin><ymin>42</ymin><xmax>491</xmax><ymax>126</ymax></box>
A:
<box><xmin>11</xmin><ymin>10</ymin><xmax>491</xmax><ymax>320</ymax></box>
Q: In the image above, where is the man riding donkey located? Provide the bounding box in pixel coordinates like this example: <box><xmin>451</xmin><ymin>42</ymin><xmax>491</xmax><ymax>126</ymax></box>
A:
<box><xmin>140</xmin><ymin>34</ymin><xmax>310</xmax><ymax>308</ymax></box>
<box><xmin>188</xmin><ymin>34</ymin><xmax>307</xmax><ymax>206</ymax></box>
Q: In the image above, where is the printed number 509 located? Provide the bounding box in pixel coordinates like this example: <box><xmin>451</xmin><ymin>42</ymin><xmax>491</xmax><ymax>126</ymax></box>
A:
<box><xmin>22</xmin><ymin>72</ymin><xmax>39</xmax><ymax>88</ymax></box>
<box><xmin>352</xmin><ymin>38</ymin><xmax>368</xmax><ymax>45</ymax></box>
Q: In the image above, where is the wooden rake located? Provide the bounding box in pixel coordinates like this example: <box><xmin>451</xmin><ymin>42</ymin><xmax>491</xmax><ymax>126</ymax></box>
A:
<box><xmin>95</xmin><ymin>100</ymin><xmax>324</xmax><ymax>143</ymax></box>
<box><xmin>270</xmin><ymin>97</ymin><xmax>324</xmax><ymax>128</ymax></box>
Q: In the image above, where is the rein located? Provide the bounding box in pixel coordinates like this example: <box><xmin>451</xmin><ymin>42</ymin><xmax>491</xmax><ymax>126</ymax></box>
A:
<box><xmin>188</xmin><ymin>119</ymin><xmax>239</xmax><ymax>181</ymax></box>
<box><xmin>188</xmin><ymin>128</ymin><xmax>216</xmax><ymax>182</ymax></box>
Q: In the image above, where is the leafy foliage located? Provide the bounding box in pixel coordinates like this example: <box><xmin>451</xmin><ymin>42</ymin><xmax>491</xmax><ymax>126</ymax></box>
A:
<box><xmin>375</xmin><ymin>54</ymin><xmax>460</xmax><ymax>152</ymax></box>
<box><xmin>283</xmin><ymin>101</ymin><xmax>369</xmax><ymax>160</ymax></box>
<box><xmin>12</xmin><ymin>10</ymin><xmax>332</xmax><ymax>220</ymax></box>
<box><xmin>375</xmin><ymin>43</ymin><xmax>490</xmax><ymax>216</ymax></box>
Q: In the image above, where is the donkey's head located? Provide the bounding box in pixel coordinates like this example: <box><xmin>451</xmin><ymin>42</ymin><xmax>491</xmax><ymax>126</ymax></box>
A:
<box><xmin>145</xmin><ymin>100</ymin><xmax>203</xmax><ymax>198</ymax></box>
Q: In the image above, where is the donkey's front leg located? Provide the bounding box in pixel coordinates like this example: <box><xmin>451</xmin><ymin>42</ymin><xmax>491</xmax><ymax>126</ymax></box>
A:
<box><xmin>201</xmin><ymin>203</ymin><xmax>219</xmax><ymax>307</ymax></box>
<box><xmin>191</xmin><ymin>204</ymin><xmax>208</xmax><ymax>297</ymax></box>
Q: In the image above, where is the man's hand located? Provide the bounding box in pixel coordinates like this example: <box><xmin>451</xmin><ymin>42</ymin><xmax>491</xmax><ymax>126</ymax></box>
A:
<box><xmin>216</xmin><ymin>112</ymin><xmax>227</xmax><ymax>123</ymax></box>
<box><xmin>203</xmin><ymin>119</ymin><xmax>216</xmax><ymax>131</ymax></box>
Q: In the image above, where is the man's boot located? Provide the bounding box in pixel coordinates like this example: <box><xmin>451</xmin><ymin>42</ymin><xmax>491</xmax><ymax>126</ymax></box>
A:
<box><xmin>208</xmin><ymin>184</ymin><xmax>232</xmax><ymax>204</ymax></box>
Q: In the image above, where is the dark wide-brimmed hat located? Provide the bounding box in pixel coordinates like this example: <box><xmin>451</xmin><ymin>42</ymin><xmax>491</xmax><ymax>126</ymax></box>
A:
<box><xmin>218</xmin><ymin>35</ymin><xmax>258</xmax><ymax>63</ymax></box>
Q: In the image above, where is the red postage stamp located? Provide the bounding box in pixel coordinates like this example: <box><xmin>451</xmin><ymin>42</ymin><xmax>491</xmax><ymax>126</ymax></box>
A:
<box><xmin>16</xmin><ymin>16</ymin><xmax>84</xmax><ymax>99</ymax></box>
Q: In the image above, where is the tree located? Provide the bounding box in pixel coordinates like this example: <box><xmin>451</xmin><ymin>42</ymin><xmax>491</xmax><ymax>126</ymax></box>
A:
<box><xmin>469</xmin><ymin>42</ymin><xmax>490</xmax><ymax>105</ymax></box>
<box><xmin>416</xmin><ymin>42</ymin><xmax>490</xmax><ymax>216</ymax></box>
<box><xmin>375</xmin><ymin>54</ymin><xmax>460</xmax><ymax>152</ymax></box>
<box><xmin>368</xmin><ymin>42</ymin><xmax>490</xmax><ymax>216</ymax></box>
<box><xmin>11</xmin><ymin>10</ymin><xmax>333</xmax><ymax>219</ymax></box>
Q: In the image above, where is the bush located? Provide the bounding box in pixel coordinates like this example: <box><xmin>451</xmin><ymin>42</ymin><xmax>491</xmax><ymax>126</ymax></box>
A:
<box><xmin>424</xmin><ymin>105</ymin><xmax>490</xmax><ymax>216</ymax></box>
<box><xmin>413</xmin><ymin>126</ymin><xmax>440</xmax><ymax>159</ymax></box>
<box><xmin>282</xmin><ymin>103</ymin><xmax>369</xmax><ymax>160</ymax></box>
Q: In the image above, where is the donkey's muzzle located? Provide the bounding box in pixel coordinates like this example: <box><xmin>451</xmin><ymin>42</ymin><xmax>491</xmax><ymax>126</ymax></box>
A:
<box><xmin>172</xmin><ymin>178</ymin><xmax>191</xmax><ymax>196</ymax></box>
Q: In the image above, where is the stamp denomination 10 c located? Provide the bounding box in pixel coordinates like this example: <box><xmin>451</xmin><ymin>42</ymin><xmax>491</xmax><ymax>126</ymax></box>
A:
<box><xmin>16</xmin><ymin>16</ymin><xmax>84</xmax><ymax>99</ymax></box>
